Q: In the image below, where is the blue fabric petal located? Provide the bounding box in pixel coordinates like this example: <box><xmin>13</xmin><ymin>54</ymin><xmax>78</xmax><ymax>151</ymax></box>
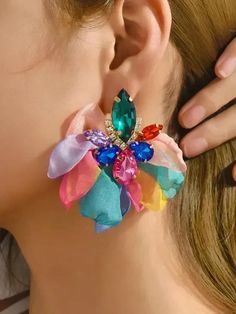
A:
<box><xmin>80</xmin><ymin>167</ymin><xmax>123</xmax><ymax>226</ymax></box>
<box><xmin>120</xmin><ymin>185</ymin><xmax>131</xmax><ymax>216</ymax></box>
<box><xmin>139</xmin><ymin>163</ymin><xmax>185</xmax><ymax>199</ymax></box>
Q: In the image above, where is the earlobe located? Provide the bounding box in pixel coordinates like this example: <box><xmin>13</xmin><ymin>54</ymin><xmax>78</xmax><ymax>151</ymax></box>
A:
<box><xmin>102</xmin><ymin>0</ymin><xmax>172</xmax><ymax>109</ymax></box>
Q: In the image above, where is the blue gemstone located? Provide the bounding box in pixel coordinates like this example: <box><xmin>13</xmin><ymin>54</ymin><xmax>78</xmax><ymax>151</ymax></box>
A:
<box><xmin>129</xmin><ymin>142</ymin><xmax>154</xmax><ymax>162</ymax></box>
<box><xmin>95</xmin><ymin>145</ymin><xmax>120</xmax><ymax>166</ymax></box>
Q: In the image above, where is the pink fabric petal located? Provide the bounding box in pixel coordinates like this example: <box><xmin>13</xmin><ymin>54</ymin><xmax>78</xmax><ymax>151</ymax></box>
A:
<box><xmin>66</xmin><ymin>103</ymin><xmax>106</xmax><ymax>136</ymax></box>
<box><xmin>126</xmin><ymin>180</ymin><xmax>144</xmax><ymax>213</ymax></box>
<box><xmin>150</xmin><ymin>133</ymin><xmax>187</xmax><ymax>173</ymax></box>
<box><xmin>59</xmin><ymin>151</ymin><xmax>101</xmax><ymax>209</ymax></box>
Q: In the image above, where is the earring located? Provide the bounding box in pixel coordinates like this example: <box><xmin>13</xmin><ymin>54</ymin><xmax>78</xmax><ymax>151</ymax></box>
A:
<box><xmin>48</xmin><ymin>89</ymin><xmax>187</xmax><ymax>233</ymax></box>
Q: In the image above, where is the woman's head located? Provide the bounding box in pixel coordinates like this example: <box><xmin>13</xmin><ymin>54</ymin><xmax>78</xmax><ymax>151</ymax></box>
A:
<box><xmin>0</xmin><ymin>0</ymin><xmax>235</xmax><ymax>312</ymax></box>
<box><xmin>0</xmin><ymin>0</ymin><xmax>173</xmax><ymax>212</ymax></box>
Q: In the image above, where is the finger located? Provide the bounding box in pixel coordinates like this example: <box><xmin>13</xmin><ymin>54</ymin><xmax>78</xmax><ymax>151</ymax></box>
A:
<box><xmin>180</xmin><ymin>104</ymin><xmax>236</xmax><ymax>158</ymax></box>
<box><xmin>215</xmin><ymin>37</ymin><xmax>236</xmax><ymax>79</ymax></box>
<box><xmin>233</xmin><ymin>164</ymin><xmax>236</xmax><ymax>182</ymax></box>
<box><xmin>178</xmin><ymin>72</ymin><xmax>236</xmax><ymax>129</ymax></box>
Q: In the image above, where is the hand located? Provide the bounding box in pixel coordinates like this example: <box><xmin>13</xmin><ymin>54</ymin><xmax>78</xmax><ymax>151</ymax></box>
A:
<box><xmin>178</xmin><ymin>38</ymin><xmax>236</xmax><ymax>181</ymax></box>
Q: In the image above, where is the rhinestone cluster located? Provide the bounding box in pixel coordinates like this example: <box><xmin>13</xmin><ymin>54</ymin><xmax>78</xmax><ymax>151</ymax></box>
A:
<box><xmin>85</xmin><ymin>89</ymin><xmax>163</xmax><ymax>184</ymax></box>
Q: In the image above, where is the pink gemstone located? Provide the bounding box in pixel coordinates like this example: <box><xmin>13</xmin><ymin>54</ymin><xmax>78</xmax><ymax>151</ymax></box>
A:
<box><xmin>113</xmin><ymin>148</ymin><xmax>138</xmax><ymax>185</ymax></box>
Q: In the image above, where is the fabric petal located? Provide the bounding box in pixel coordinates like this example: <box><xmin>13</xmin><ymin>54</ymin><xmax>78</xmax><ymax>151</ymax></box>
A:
<box><xmin>48</xmin><ymin>134</ymin><xmax>97</xmax><ymax>179</ymax></box>
<box><xmin>120</xmin><ymin>185</ymin><xmax>131</xmax><ymax>216</ymax></box>
<box><xmin>126</xmin><ymin>180</ymin><xmax>144</xmax><ymax>213</ymax></box>
<box><xmin>80</xmin><ymin>167</ymin><xmax>123</xmax><ymax>227</ymax></box>
<box><xmin>137</xmin><ymin>168</ymin><xmax>168</xmax><ymax>211</ymax></box>
<box><xmin>150</xmin><ymin>133</ymin><xmax>187</xmax><ymax>173</ymax></box>
<box><xmin>139</xmin><ymin>163</ymin><xmax>185</xmax><ymax>200</ymax></box>
<box><xmin>66</xmin><ymin>103</ymin><xmax>106</xmax><ymax>136</ymax></box>
<box><xmin>59</xmin><ymin>151</ymin><xmax>101</xmax><ymax>209</ymax></box>
<box><xmin>94</xmin><ymin>185</ymin><xmax>131</xmax><ymax>233</ymax></box>
<box><xmin>95</xmin><ymin>223</ymin><xmax>119</xmax><ymax>233</ymax></box>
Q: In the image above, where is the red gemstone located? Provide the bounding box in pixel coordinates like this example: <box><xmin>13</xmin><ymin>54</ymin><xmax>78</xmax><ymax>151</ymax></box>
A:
<box><xmin>141</xmin><ymin>124</ymin><xmax>163</xmax><ymax>141</ymax></box>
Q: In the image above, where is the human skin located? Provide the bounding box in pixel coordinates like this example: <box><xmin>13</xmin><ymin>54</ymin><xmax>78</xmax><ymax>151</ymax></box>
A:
<box><xmin>0</xmin><ymin>0</ymin><xmax>234</xmax><ymax>313</ymax></box>
<box><xmin>179</xmin><ymin>38</ymin><xmax>236</xmax><ymax>179</ymax></box>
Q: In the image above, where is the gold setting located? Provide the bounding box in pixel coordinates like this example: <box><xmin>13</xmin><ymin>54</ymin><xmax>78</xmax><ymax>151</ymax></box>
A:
<box><xmin>127</xmin><ymin>118</ymin><xmax>142</xmax><ymax>145</ymax></box>
<box><xmin>105</xmin><ymin>117</ymin><xmax>143</xmax><ymax>150</ymax></box>
<box><xmin>114</xmin><ymin>96</ymin><xmax>121</xmax><ymax>103</ymax></box>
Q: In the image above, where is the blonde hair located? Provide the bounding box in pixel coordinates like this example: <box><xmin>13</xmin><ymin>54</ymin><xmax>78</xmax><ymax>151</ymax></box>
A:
<box><xmin>168</xmin><ymin>1</ymin><xmax>236</xmax><ymax>312</ymax></box>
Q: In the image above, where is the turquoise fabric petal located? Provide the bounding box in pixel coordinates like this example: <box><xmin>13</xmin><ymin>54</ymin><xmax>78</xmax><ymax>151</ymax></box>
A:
<box><xmin>80</xmin><ymin>167</ymin><xmax>123</xmax><ymax>226</ymax></box>
<box><xmin>139</xmin><ymin>163</ymin><xmax>185</xmax><ymax>199</ymax></box>
<box><xmin>94</xmin><ymin>186</ymin><xmax>131</xmax><ymax>234</ymax></box>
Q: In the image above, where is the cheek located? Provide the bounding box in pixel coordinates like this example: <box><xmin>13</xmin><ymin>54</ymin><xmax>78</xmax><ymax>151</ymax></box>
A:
<box><xmin>0</xmin><ymin>98</ymin><xmax>56</xmax><ymax>209</ymax></box>
<box><xmin>0</xmin><ymin>1</ymin><xmax>51</xmax><ymax>73</ymax></box>
<box><xmin>0</xmin><ymin>2</ymin><xmax>62</xmax><ymax>208</ymax></box>
<box><xmin>0</xmin><ymin>8</ymin><xmax>113</xmax><ymax>209</ymax></box>
<box><xmin>0</xmin><ymin>55</ymin><xmax>103</xmax><ymax>211</ymax></box>
<box><xmin>0</xmin><ymin>75</ymin><xmax>102</xmax><ymax>211</ymax></box>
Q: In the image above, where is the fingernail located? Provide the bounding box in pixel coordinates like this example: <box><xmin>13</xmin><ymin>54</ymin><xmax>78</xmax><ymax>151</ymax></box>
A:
<box><xmin>181</xmin><ymin>105</ymin><xmax>206</xmax><ymax>128</ymax></box>
<box><xmin>217</xmin><ymin>57</ymin><xmax>236</xmax><ymax>78</ymax></box>
<box><xmin>182</xmin><ymin>138</ymin><xmax>209</xmax><ymax>158</ymax></box>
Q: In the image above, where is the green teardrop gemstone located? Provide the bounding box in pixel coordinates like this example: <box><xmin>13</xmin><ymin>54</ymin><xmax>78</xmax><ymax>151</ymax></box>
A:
<box><xmin>112</xmin><ymin>89</ymin><xmax>137</xmax><ymax>143</ymax></box>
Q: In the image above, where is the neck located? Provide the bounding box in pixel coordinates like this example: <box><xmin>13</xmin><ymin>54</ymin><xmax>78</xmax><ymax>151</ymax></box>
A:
<box><xmin>8</xmin><ymin>188</ymin><xmax>216</xmax><ymax>314</ymax></box>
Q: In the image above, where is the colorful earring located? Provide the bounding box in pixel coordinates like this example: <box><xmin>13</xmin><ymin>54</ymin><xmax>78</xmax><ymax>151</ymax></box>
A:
<box><xmin>48</xmin><ymin>89</ymin><xmax>187</xmax><ymax>233</ymax></box>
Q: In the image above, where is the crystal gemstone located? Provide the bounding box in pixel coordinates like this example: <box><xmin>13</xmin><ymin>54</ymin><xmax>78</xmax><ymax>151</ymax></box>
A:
<box><xmin>83</xmin><ymin>129</ymin><xmax>111</xmax><ymax>147</ymax></box>
<box><xmin>129</xmin><ymin>142</ymin><xmax>154</xmax><ymax>162</ymax></box>
<box><xmin>95</xmin><ymin>145</ymin><xmax>120</xmax><ymax>167</ymax></box>
<box><xmin>112</xmin><ymin>89</ymin><xmax>136</xmax><ymax>143</ymax></box>
<box><xmin>113</xmin><ymin>148</ymin><xmax>138</xmax><ymax>185</ymax></box>
<box><xmin>141</xmin><ymin>124</ymin><xmax>163</xmax><ymax>141</ymax></box>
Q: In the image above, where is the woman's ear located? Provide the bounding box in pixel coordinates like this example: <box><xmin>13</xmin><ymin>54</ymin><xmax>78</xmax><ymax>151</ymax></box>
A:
<box><xmin>102</xmin><ymin>0</ymin><xmax>172</xmax><ymax>111</ymax></box>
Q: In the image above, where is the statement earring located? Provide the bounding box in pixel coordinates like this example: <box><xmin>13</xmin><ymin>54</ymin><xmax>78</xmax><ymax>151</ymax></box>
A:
<box><xmin>48</xmin><ymin>89</ymin><xmax>187</xmax><ymax>233</ymax></box>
